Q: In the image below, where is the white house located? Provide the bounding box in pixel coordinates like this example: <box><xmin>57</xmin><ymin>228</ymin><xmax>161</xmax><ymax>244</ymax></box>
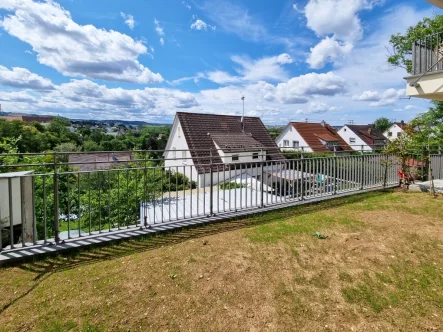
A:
<box><xmin>164</xmin><ymin>112</ymin><xmax>285</xmax><ymax>188</ymax></box>
<box><xmin>383</xmin><ymin>121</ymin><xmax>406</xmax><ymax>141</ymax></box>
<box><xmin>276</xmin><ymin>121</ymin><xmax>352</xmax><ymax>153</ymax></box>
<box><xmin>337</xmin><ymin>125</ymin><xmax>387</xmax><ymax>152</ymax></box>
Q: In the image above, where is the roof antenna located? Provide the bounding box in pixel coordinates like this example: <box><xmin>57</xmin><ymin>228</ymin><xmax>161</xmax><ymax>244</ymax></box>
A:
<box><xmin>241</xmin><ymin>95</ymin><xmax>245</xmax><ymax>132</ymax></box>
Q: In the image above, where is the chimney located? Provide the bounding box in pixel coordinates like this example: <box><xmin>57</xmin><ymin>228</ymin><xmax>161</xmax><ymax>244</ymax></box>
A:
<box><xmin>368</xmin><ymin>128</ymin><xmax>372</xmax><ymax>134</ymax></box>
<box><xmin>400</xmin><ymin>120</ymin><xmax>404</xmax><ymax>125</ymax></box>
<box><xmin>321</xmin><ymin>120</ymin><xmax>326</xmax><ymax>127</ymax></box>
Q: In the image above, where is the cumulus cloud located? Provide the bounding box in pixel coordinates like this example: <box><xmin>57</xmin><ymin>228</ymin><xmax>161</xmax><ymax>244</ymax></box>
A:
<box><xmin>199</xmin><ymin>53</ymin><xmax>294</xmax><ymax>85</ymax></box>
<box><xmin>0</xmin><ymin>90</ymin><xmax>38</xmax><ymax>103</ymax></box>
<box><xmin>296</xmin><ymin>102</ymin><xmax>339</xmax><ymax>114</ymax></box>
<box><xmin>304</xmin><ymin>0</ymin><xmax>380</xmax><ymax>69</ymax></box>
<box><xmin>275</xmin><ymin>71</ymin><xmax>347</xmax><ymax>104</ymax></box>
<box><xmin>0</xmin><ymin>66</ymin><xmax>54</xmax><ymax>90</ymax></box>
<box><xmin>0</xmin><ymin>1</ymin><xmax>162</xmax><ymax>84</ymax></box>
<box><xmin>353</xmin><ymin>88</ymin><xmax>405</xmax><ymax>106</ymax></box>
<box><xmin>121</xmin><ymin>12</ymin><xmax>136</xmax><ymax>29</ymax></box>
<box><xmin>190</xmin><ymin>19</ymin><xmax>216</xmax><ymax>31</ymax></box>
<box><xmin>159</xmin><ymin>37</ymin><xmax>164</xmax><ymax>46</ymax></box>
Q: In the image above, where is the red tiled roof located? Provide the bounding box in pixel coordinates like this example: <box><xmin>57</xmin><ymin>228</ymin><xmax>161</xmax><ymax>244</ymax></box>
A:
<box><xmin>176</xmin><ymin>112</ymin><xmax>284</xmax><ymax>174</ymax></box>
<box><xmin>290</xmin><ymin>122</ymin><xmax>353</xmax><ymax>152</ymax></box>
<box><xmin>347</xmin><ymin>125</ymin><xmax>386</xmax><ymax>145</ymax></box>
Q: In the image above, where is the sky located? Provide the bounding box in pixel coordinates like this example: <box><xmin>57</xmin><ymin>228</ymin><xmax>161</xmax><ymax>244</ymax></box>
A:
<box><xmin>0</xmin><ymin>0</ymin><xmax>440</xmax><ymax>125</ymax></box>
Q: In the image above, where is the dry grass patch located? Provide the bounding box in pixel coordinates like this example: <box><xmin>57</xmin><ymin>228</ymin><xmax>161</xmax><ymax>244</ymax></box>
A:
<box><xmin>0</xmin><ymin>191</ymin><xmax>442</xmax><ymax>331</ymax></box>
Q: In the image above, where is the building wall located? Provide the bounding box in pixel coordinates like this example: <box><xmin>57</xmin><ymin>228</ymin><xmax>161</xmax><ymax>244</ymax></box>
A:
<box><xmin>383</xmin><ymin>124</ymin><xmax>403</xmax><ymax>141</ymax></box>
<box><xmin>164</xmin><ymin>117</ymin><xmax>199</xmax><ymax>182</ymax></box>
<box><xmin>337</xmin><ymin>126</ymin><xmax>372</xmax><ymax>151</ymax></box>
<box><xmin>275</xmin><ymin>124</ymin><xmax>312</xmax><ymax>152</ymax></box>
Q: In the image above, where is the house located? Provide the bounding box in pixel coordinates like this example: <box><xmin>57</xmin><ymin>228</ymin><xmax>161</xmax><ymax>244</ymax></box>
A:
<box><xmin>383</xmin><ymin>121</ymin><xmax>406</xmax><ymax>141</ymax></box>
<box><xmin>164</xmin><ymin>112</ymin><xmax>284</xmax><ymax>188</ymax></box>
<box><xmin>337</xmin><ymin>125</ymin><xmax>387</xmax><ymax>151</ymax></box>
<box><xmin>275</xmin><ymin>121</ymin><xmax>352</xmax><ymax>153</ymax></box>
<box><xmin>0</xmin><ymin>115</ymin><xmax>54</xmax><ymax>125</ymax></box>
<box><xmin>68</xmin><ymin>152</ymin><xmax>134</xmax><ymax>172</ymax></box>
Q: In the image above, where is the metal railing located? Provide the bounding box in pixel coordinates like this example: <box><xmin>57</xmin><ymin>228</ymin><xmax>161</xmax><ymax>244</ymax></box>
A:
<box><xmin>0</xmin><ymin>147</ymin><xmax>439</xmax><ymax>254</ymax></box>
<box><xmin>412</xmin><ymin>31</ymin><xmax>443</xmax><ymax>76</ymax></box>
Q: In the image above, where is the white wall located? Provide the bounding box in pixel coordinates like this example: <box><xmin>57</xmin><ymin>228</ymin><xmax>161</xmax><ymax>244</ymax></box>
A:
<box><xmin>383</xmin><ymin>124</ymin><xmax>404</xmax><ymax>141</ymax></box>
<box><xmin>164</xmin><ymin>117</ymin><xmax>199</xmax><ymax>183</ymax></box>
<box><xmin>275</xmin><ymin>124</ymin><xmax>312</xmax><ymax>152</ymax></box>
<box><xmin>337</xmin><ymin>125</ymin><xmax>372</xmax><ymax>151</ymax></box>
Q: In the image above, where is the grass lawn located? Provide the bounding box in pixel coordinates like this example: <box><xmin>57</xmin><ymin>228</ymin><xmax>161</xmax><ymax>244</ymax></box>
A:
<box><xmin>0</xmin><ymin>190</ymin><xmax>442</xmax><ymax>331</ymax></box>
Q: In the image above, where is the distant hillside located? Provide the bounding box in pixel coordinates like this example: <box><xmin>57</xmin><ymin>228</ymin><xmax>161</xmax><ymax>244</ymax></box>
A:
<box><xmin>0</xmin><ymin>111</ymin><xmax>169</xmax><ymax>126</ymax></box>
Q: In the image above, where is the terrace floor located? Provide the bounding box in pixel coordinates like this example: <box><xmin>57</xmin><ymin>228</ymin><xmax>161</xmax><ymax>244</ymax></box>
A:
<box><xmin>0</xmin><ymin>190</ymin><xmax>442</xmax><ymax>331</ymax></box>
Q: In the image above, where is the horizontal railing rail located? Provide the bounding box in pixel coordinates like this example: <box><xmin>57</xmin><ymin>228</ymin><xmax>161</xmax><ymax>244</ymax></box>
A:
<box><xmin>0</xmin><ymin>148</ymin><xmax>440</xmax><ymax>256</ymax></box>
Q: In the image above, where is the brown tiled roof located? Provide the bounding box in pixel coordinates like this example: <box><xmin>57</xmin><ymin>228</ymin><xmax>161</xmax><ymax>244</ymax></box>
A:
<box><xmin>176</xmin><ymin>112</ymin><xmax>284</xmax><ymax>174</ymax></box>
<box><xmin>347</xmin><ymin>125</ymin><xmax>386</xmax><ymax>145</ymax></box>
<box><xmin>210</xmin><ymin>132</ymin><xmax>264</xmax><ymax>152</ymax></box>
<box><xmin>68</xmin><ymin>152</ymin><xmax>134</xmax><ymax>172</ymax></box>
<box><xmin>290</xmin><ymin>122</ymin><xmax>352</xmax><ymax>152</ymax></box>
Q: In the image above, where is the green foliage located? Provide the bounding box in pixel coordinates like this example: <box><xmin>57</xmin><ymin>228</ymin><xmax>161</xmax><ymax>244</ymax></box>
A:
<box><xmin>218</xmin><ymin>181</ymin><xmax>246</xmax><ymax>190</ymax></box>
<box><xmin>409</xmin><ymin>101</ymin><xmax>443</xmax><ymax>148</ymax></box>
<box><xmin>374</xmin><ymin>117</ymin><xmax>391</xmax><ymax>133</ymax></box>
<box><xmin>388</xmin><ymin>15</ymin><xmax>443</xmax><ymax>74</ymax></box>
<box><xmin>267</xmin><ymin>126</ymin><xmax>284</xmax><ymax>140</ymax></box>
<box><xmin>283</xmin><ymin>150</ymin><xmax>334</xmax><ymax>159</ymax></box>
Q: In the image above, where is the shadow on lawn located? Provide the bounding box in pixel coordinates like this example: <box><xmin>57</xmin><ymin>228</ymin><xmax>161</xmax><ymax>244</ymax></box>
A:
<box><xmin>0</xmin><ymin>190</ymin><xmax>393</xmax><ymax>314</ymax></box>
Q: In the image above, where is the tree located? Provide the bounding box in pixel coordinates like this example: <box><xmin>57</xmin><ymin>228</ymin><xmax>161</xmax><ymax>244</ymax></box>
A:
<box><xmin>388</xmin><ymin>15</ymin><xmax>443</xmax><ymax>74</ymax></box>
<box><xmin>388</xmin><ymin>15</ymin><xmax>443</xmax><ymax>149</ymax></box>
<box><xmin>374</xmin><ymin>117</ymin><xmax>391</xmax><ymax>133</ymax></box>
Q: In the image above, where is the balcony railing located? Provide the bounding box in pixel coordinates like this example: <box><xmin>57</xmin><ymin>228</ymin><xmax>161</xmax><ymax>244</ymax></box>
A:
<box><xmin>412</xmin><ymin>31</ymin><xmax>443</xmax><ymax>76</ymax></box>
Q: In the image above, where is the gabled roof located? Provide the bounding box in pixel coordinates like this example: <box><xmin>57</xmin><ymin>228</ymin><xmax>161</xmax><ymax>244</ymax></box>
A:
<box><xmin>290</xmin><ymin>122</ymin><xmax>352</xmax><ymax>152</ymax></box>
<box><xmin>176</xmin><ymin>112</ymin><xmax>284</xmax><ymax>174</ymax></box>
<box><xmin>346</xmin><ymin>125</ymin><xmax>386</xmax><ymax>145</ymax></box>
<box><xmin>392</xmin><ymin>122</ymin><xmax>406</xmax><ymax>129</ymax></box>
<box><xmin>210</xmin><ymin>132</ymin><xmax>264</xmax><ymax>153</ymax></box>
<box><xmin>68</xmin><ymin>152</ymin><xmax>133</xmax><ymax>172</ymax></box>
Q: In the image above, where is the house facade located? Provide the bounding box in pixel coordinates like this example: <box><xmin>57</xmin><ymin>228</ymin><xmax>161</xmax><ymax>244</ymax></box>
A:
<box><xmin>164</xmin><ymin>112</ymin><xmax>284</xmax><ymax>188</ymax></box>
<box><xmin>338</xmin><ymin>125</ymin><xmax>386</xmax><ymax>151</ymax></box>
<box><xmin>275</xmin><ymin>122</ymin><xmax>352</xmax><ymax>153</ymax></box>
<box><xmin>383</xmin><ymin>121</ymin><xmax>406</xmax><ymax>141</ymax></box>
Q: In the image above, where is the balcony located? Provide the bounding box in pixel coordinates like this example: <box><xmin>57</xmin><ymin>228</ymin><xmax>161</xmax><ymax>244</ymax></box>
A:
<box><xmin>405</xmin><ymin>32</ymin><xmax>443</xmax><ymax>100</ymax></box>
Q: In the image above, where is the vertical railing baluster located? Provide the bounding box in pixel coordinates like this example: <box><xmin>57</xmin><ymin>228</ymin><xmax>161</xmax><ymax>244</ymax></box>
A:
<box><xmin>8</xmin><ymin>178</ymin><xmax>15</xmax><ymax>249</ymax></box>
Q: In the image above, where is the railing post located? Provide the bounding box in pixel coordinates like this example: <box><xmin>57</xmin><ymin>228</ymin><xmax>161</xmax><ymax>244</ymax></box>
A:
<box><xmin>360</xmin><ymin>146</ymin><xmax>364</xmax><ymax>190</ymax></box>
<box><xmin>53</xmin><ymin>153</ymin><xmax>61</xmax><ymax>245</ymax></box>
<box><xmin>260</xmin><ymin>149</ymin><xmax>264</xmax><ymax>208</ymax></box>
<box><xmin>333</xmin><ymin>146</ymin><xmax>337</xmax><ymax>195</ymax></box>
<box><xmin>209</xmin><ymin>148</ymin><xmax>214</xmax><ymax>216</ymax></box>
<box><xmin>300</xmin><ymin>151</ymin><xmax>304</xmax><ymax>201</ymax></box>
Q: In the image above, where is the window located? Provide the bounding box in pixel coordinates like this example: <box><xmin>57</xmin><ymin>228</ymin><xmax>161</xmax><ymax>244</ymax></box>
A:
<box><xmin>232</xmin><ymin>155</ymin><xmax>239</xmax><ymax>161</ymax></box>
<box><xmin>252</xmin><ymin>152</ymin><xmax>259</xmax><ymax>159</ymax></box>
<box><xmin>177</xmin><ymin>126</ymin><xmax>181</xmax><ymax>138</ymax></box>
<box><xmin>397</xmin><ymin>132</ymin><xmax>401</xmax><ymax>137</ymax></box>
<box><xmin>292</xmin><ymin>141</ymin><xmax>299</xmax><ymax>148</ymax></box>
<box><xmin>388</xmin><ymin>131</ymin><xmax>392</xmax><ymax>137</ymax></box>
<box><xmin>349</xmin><ymin>137</ymin><xmax>356</xmax><ymax>144</ymax></box>
<box><xmin>283</xmin><ymin>140</ymin><xmax>289</xmax><ymax>147</ymax></box>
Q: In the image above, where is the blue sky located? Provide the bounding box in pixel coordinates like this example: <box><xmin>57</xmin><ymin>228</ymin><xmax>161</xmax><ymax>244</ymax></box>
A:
<box><xmin>0</xmin><ymin>0</ymin><xmax>440</xmax><ymax>125</ymax></box>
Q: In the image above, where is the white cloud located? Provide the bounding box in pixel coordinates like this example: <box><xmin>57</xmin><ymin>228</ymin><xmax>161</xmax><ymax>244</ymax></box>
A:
<box><xmin>190</xmin><ymin>19</ymin><xmax>216</xmax><ymax>31</ymax></box>
<box><xmin>307</xmin><ymin>36</ymin><xmax>353</xmax><ymax>69</ymax></box>
<box><xmin>304</xmin><ymin>0</ymin><xmax>381</xmax><ymax>69</ymax></box>
<box><xmin>0</xmin><ymin>90</ymin><xmax>38</xmax><ymax>103</ymax></box>
<box><xmin>0</xmin><ymin>66</ymin><xmax>54</xmax><ymax>90</ymax></box>
<box><xmin>0</xmin><ymin>0</ymin><xmax>162</xmax><ymax>84</ymax></box>
<box><xmin>154</xmin><ymin>18</ymin><xmax>164</xmax><ymax>35</ymax></box>
<box><xmin>353</xmin><ymin>88</ymin><xmax>405</xmax><ymax>106</ymax></box>
<box><xmin>293</xmin><ymin>4</ymin><xmax>304</xmax><ymax>14</ymax></box>
<box><xmin>275</xmin><ymin>71</ymin><xmax>347</xmax><ymax>104</ymax></box>
<box><xmin>159</xmin><ymin>37</ymin><xmax>164</xmax><ymax>46</ymax></box>
<box><xmin>296</xmin><ymin>102</ymin><xmax>340</xmax><ymax>114</ymax></box>
<box><xmin>121</xmin><ymin>12</ymin><xmax>136</xmax><ymax>29</ymax></box>
<box><xmin>200</xmin><ymin>53</ymin><xmax>294</xmax><ymax>85</ymax></box>
<box><xmin>182</xmin><ymin>1</ymin><xmax>191</xmax><ymax>10</ymax></box>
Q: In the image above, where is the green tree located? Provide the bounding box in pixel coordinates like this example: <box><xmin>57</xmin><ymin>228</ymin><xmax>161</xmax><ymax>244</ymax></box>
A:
<box><xmin>388</xmin><ymin>14</ymin><xmax>443</xmax><ymax>149</ymax></box>
<box><xmin>374</xmin><ymin>117</ymin><xmax>391</xmax><ymax>133</ymax></box>
<box><xmin>388</xmin><ymin>15</ymin><xmax>443</xmax><ymax>73</ymax></box>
